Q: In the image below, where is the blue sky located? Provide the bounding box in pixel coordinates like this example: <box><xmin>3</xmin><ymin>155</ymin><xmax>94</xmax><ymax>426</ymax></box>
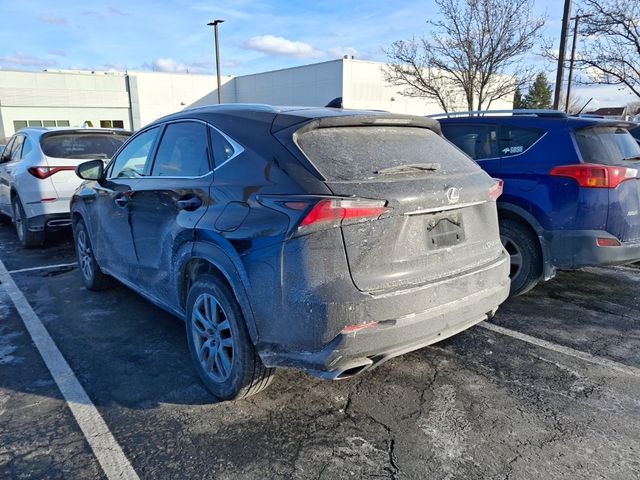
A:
<box><xmin>0</xmin><ymin>0</ymin><xmax>636</xmax><ymax>108</ymax></box>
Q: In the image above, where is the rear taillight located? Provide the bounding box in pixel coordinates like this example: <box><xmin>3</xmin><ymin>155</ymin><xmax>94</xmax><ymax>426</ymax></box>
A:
<box><xmin>596</xmin><ymin>237</ymin><xmax>621</xmax><ymax>247</ymax></box>
<box><xmin>549</xmin><ymin>163</ymin><xmax>638</xmax><ymax>189</ymax></box>
<box><xmin>297</xmin><ymin>198</ymin><xmax>391</xmax><ymax>233</ymax></box>
<box><xmin>28</xmin><ymin>166</ymin><xmax>76</xmax><ymax>179</ymax></box>
<box><xmin>489</xmin><ymin>179</ymin><xmax>504</xmax><ymax>201</ymax></box>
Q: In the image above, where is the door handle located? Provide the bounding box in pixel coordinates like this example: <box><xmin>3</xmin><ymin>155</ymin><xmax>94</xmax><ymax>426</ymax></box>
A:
<box><xmin>176</xmin><ymin>196</ymin><xmax>202</xmax><ymax>211</ymax></box>
<box><xmin>114</xmin><ymin>191</ymin><xmax>133</xmax><ymax>207</ymax></box>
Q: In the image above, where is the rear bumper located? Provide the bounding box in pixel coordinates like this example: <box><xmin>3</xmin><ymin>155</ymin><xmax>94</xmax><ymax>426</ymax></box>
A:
<box><xmin>547</xmin><ymin>230</ymin><xmax>640</xmax><ymax>269</ymax></box>
<box><xmin>26</xmin><ymin>212</ymin><xmax>72</xmax><ymax>232</ymax></box>
<box><xmin>257</xmin><ymin>252</ymin><xmax>510</xmax><ymax>378</ymax></box>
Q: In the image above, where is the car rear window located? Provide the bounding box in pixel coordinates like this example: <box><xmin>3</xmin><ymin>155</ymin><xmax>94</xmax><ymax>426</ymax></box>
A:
<box><xmin>40</xmin><ymin>133</ymin><xmax>130</xmax><ymax>159</ymax></box>
<box><xmin>296</xmin><ymin>126</ymin><xmax>478</xmax><ymax>181</ymax></box>
<box><xmin>575</xmin><ymin>126</ymin><xmax>640</xmax><ymax>165</ymax></box>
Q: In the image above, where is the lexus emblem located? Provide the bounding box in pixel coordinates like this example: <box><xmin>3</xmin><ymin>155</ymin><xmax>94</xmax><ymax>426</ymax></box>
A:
<box><xmin>446</xmin><ymin>187</ymin><xmax>460</xmax><ymax>204</ymax></box>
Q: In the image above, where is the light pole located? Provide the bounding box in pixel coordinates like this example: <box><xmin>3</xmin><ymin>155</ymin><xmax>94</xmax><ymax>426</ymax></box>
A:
<box><xmin>565</xmin><ymin>14</ymin><xmax>593</xmax><ymax>113</ymax></box>
<box><xmin>207</xmin><ymin>19</ymin><xmax>224</xmax><ymax>104</ymax></box>
<box><xmin>553</xmin><ymin>0</ymin><xmax>573</xmax><ymax>110</ymax></box>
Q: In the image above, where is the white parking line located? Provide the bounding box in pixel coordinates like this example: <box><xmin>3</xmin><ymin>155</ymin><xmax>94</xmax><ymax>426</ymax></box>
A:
<box><xmin>479</xmin><ymin>321</ymin><xmax>640</xmax><ymax>379</ymax></box>
<box><xmin>0</xmin><ymin>258</ymin><xmax>140</xmax><ymax>480</ymax></box>
<box><xmin>8</xmin><ymin>262</ymin><xmax>78</xmax><ymax>274</ymax></box>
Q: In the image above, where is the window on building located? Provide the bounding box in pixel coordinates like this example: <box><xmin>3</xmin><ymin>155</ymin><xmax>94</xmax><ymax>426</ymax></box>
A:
<box><xmin>56</xmin><ymin>120</ymin><xmax>70</xmax><ymax>127</ymax></box>
<box><xmin>43</xmin><ymin>120</ymin><xmax>57</xmax><ymax>127</ymax></box>
<box><xmin>100</xmin><ymin>120</ymin><xmax>126</xmax><ymax>129</ymax></box>
<box><xmin>28</xmin><ymin>120</ymin><xmax>43</xmax><ymax>127</ymax></box>
<box><xmin>13</xmin><ymin>121</ymin><xmax>27</xmax><ymax>131</ymax></box>
<box><xmin>151</xmin><ymin>122</ymin><xmax>210</xmax><ymax>177</ymax></box>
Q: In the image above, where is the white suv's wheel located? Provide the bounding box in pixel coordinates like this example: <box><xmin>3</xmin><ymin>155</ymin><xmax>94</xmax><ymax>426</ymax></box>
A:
<box><xmin>12</xmin><ymin>196</ymin><xmax>44</xmax><ymax>248</ymax></box>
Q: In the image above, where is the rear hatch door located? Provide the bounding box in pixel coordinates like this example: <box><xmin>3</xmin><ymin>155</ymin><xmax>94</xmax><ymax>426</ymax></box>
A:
<box><xmin>294</xmin><ymin>120</ymin><xmax>504</xmax><ymax>293</ymax></box>
<box><xmin>574</xmin><ymin>124</ymin><xmax>640</xmax><ymax>242</ymax></box>
<box><xmin>40</xmin><ymin>130</ymin><xmax>131</xmax><ymax>200</ymax></box>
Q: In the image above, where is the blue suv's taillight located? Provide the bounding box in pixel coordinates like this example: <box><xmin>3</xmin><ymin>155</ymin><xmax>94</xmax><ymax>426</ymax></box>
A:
<box><xmin>550</xmin><ymin>163</ymin><xmax>638</xmax><ymax>189</ymax></box>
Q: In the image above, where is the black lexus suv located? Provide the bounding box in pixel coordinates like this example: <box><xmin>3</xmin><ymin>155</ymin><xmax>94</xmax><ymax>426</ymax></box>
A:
<box><xmin>71</xmin><ymin>105</ymin><xmax>510</xmax><ymax>400</ymax></box>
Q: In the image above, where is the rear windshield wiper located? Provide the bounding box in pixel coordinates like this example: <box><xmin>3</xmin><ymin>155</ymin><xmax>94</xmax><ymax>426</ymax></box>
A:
<box><xmin>375</xmin><ymin>163</ymin><xmax>441</xmax><ymax>175</ymax></box>
<box><xmin>623</xmin><ymin>155</ymin><xmax>640</xmax><ymax>161</ymax></box>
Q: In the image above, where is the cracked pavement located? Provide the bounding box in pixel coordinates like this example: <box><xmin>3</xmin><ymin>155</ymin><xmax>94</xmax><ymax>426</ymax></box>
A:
<box><xmin>0</xmin><ymin>226</ymin><xmax>639</xmax><ymax>479</ymax></box>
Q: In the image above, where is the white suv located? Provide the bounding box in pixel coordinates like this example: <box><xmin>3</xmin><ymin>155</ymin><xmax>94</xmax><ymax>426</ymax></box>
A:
<box><xmin>0</xmin><ymin>128</ymin><xmax>131</xmax><ymax>247</ymax></box>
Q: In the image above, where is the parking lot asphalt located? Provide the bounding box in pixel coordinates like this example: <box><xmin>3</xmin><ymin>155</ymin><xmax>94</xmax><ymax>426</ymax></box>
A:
<box><xmin>1</xmin><ymin>225</ymin><xmax>639</xmax><ymax>480</ymax></box>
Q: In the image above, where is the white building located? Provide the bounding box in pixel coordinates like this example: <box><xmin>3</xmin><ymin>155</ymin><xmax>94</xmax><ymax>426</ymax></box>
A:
<box><xmin>0</xmin><ymin>58</ymin><xmax>513</xmax><ymax>139</ymax></box>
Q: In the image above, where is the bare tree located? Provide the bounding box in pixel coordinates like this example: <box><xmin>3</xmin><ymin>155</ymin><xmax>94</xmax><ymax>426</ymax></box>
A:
<box><xmin>383</xmin><ymin>0</ymin><xmax>545</xmax><ymax>112</ymax></box>
<box><xmin>576</xmin><ymin>0</ymin><xmax>640</xmax><ymax>99</ymax></box>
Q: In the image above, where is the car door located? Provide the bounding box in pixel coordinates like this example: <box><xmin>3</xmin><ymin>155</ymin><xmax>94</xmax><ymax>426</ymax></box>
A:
<box><xmin>127</xmin><ymin>120</ymin><xmax>213</xmax><ymax>303</ymax></box>
<box><xmin>0</xmin><ymin>136</ymin><xmax>17</xmax><ymax>215</ymax></box>
<box><xmin>88</xmin><ymin>126</ymin><xmax>161</xmax><ymax>282</ymax></box>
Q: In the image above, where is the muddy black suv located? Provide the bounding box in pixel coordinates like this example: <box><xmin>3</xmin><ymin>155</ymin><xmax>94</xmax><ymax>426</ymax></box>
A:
<box><xmin>71</xmin><ymin>105</ymin><xmax>510</xmax><ymax>400</ymax></box>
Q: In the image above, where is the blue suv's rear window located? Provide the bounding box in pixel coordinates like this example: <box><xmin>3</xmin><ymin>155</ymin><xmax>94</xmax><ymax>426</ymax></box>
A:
<box><xmin>575</xmin><ymin>126</ymin><xmax>640</xmax><ymax>165</ymax></box>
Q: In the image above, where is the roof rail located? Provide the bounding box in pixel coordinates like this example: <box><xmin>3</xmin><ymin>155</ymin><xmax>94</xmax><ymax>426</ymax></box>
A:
<box><xmin>427</xmin><ymin>109</ymin><xmax>567</xmax><ymax>119</ymax></box>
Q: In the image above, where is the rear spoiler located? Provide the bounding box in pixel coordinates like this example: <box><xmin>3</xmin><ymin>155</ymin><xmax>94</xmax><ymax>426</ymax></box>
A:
<box><xmin>272</xmin><ymin>112</ymin><xmax>441</xmax><ymax>136</ymax></box>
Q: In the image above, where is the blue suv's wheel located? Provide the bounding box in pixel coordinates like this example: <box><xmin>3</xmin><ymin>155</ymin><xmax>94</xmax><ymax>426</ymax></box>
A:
<box><xmin>499</xmin><ymin>219</ymin><xmax>542</xmax><ymax>296</ymax></box>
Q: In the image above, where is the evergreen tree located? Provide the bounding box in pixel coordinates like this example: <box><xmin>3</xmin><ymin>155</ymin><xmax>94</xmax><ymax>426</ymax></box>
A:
<box><xmin>513</xmin><ymin>86</ymin><xmax>525</xmax><ymax>109</ymax></box>
<box><xmin>523</xmin><ymin>72</ymin><xmax>553</xmax><ymax>109</ymax></box>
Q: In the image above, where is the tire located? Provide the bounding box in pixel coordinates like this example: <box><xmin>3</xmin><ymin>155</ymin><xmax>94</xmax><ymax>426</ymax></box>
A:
<box><xmin>186</xmin><ymin>274</ymin><xmax>274</xmax><ymax>401</ymax></box>
<box><xmin>499</xmin><ymin>219</ymin><xmax>542</xmax><ymax>297</ymax></box>
<box><xmin>74</xmin><ymin>219</ymin><xmax>112</xmax><ymax>291</ymax></box>
<box><xmin>12</xmin><ymin>196</ymin><xmax>45</xmax><ymax>248</ymax></box>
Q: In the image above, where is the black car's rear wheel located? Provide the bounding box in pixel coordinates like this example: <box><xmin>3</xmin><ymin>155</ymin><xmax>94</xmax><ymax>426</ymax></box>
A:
<box><xmin>186</xmin><ymin>274</ymin><xmax>273</xmax><ymax>401</ymax></box>
<box><xmin>499</xmin><ymin>219</ymin><xmax>542</xmax><ymax>297</ymax></box>
<box><xmin>74</xmin><ymin>219</ymin><xmax>112</xmax><ymax>290</ymax></box>
<box><xmin>12</xmin><ymin>196</ymin><xmax>44</xmax><ymax>248</ymax></box>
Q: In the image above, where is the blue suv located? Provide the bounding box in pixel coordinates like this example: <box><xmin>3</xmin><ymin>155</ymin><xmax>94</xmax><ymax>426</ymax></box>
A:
<box><xmin>438</xmin><ymin>110</ymin><xmax>640</xmax><ymax>296</ymax></box>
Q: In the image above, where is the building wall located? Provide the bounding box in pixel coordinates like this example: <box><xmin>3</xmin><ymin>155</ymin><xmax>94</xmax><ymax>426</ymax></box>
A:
<box><xmin>233</xmin><ymin>60</ymin><xmax>343</xmax><ymax>107</ymax></box>
<box><xmin>342</xmin><ymin>59</ymin><xmax>513</xmax><ymax>115</ymax></box>
<box><xmin>0</xmin><ymin>59</ymin><xmax>514</xmax><ymax>139</ymax></box>
<box><xmin>128</xmin><ymin>71</ymin><xmax>234</xmax><ymax>129</ymax></box>
<box><xmin>0</xmin><ymin>70</ymin><xmax>130</xmax><ymax>138</ymax></box>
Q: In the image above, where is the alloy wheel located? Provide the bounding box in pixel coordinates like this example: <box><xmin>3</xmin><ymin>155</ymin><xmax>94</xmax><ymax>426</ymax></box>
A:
<box><xmin>13</xmin><ymin>200</ymin><xmax>24</xmax><ymax>242</ymax></box>
<box><xmin>500</xmin><ymin>235</ymin><xmax>523</xmax><ymax>280</ymax></box>
<box><xmin>191</xmin><ymin>293</ymin><xmax>236</xmax><ymax>383</ymax></box>
<box><xmin>76</xmin><ymin>229</ymin><xmax>94</xmax><ymax>281</ymax></box>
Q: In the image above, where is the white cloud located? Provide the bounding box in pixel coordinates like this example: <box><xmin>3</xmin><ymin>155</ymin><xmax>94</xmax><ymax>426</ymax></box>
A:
<box><xmin>150</xmin><ymin>58</ymin><xmax>190</xmax><ymax>73</ymax></box>
<box><xmin>38</xmin><ymin>14</ymin><xmax>67</xmax><ymax>25</ymax></box>
<box><xmin>328</xmin><ymin>46</ymin><xmax>360</xmax><ymax>58</ymax></box>
<box><xmin>142</xmin><ymin>58</ymin><xmax>211</xmax><ymax>74</ymax></box>
<box><xmin>0</xmin><ymin>52</ymin><xmax>57</xmax><ymax>69</ymax></box>
<box><xmin>243</xmin><ymin>35</ymin><xmax>324</xmax><ymax>59</ymax></box>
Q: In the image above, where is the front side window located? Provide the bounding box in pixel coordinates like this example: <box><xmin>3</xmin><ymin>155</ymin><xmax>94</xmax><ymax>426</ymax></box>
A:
<box><xmin>151</xmin><ymin>122</ymin><xmax>210</xmax><ymax>177</ymax></box>
<box><xmin>0</xmin><ymin>137</ymin><xmax>16</xmax><ymax>163</ymax></box>
<box><xmin>109</xmin><ymin>127</ymin><xmax>159</xmax><ymax>179</ymax></box>
<box><xmin>499</xmin><ymin>126</ymin><xmax>545</xmax><ymax>158</ymax></box>
<box><xmin>9</xmin><ymin>136</ymin><xmax>25</xmax><ymax>162</ymax></box>
<box><xmin>440</xmin><ymin>124</ymin><xmax>500</xmax><ymax>160</ymax></box>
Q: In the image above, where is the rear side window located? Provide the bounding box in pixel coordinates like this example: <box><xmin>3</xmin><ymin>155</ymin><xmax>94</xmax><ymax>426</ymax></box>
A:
<box><xmin>209</xmin><ymin>126</ymin><xmax>237</xmax><ymax>168</ymax></box>
<box><xmin>296</xmin><ymin>126</ymin><xmax>478</xmax><ymax>181</ymax></box>
<box><xmin>40</xmin><ymin>133</ymin><xmax>129</xmax><ymax>159</ymax></box>
<box><xmin>499</xmin><ymin>126</ymin><xmax>544</xmax><ymax>158</ymax></box>
<box><xmin>440</xmin><ymin>124</ymin><xmax>500</xmax><ymax>160</ymax></box>
<box><xmin>151</xmin><ymin>122</ymin><xmax>211</xmax><ymax>177</ymax></box>
<box><xmin>575</xmin><ymin>126</ymin><xmax>640</xmax><ymax>165</ymax></box>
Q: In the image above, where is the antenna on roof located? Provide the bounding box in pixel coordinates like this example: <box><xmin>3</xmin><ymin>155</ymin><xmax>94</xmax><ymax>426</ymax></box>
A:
<box><xmin>325</xmin><ymin>97</ymin><xmax>343</xmax><ymax>108</ymax></box>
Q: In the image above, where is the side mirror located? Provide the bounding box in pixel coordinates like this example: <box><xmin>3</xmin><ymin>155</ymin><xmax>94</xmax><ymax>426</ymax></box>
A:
<box><xmin>76</xmin><ymin>159</ymin><xmax>105</xmax><ymax>181</ymax></box>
